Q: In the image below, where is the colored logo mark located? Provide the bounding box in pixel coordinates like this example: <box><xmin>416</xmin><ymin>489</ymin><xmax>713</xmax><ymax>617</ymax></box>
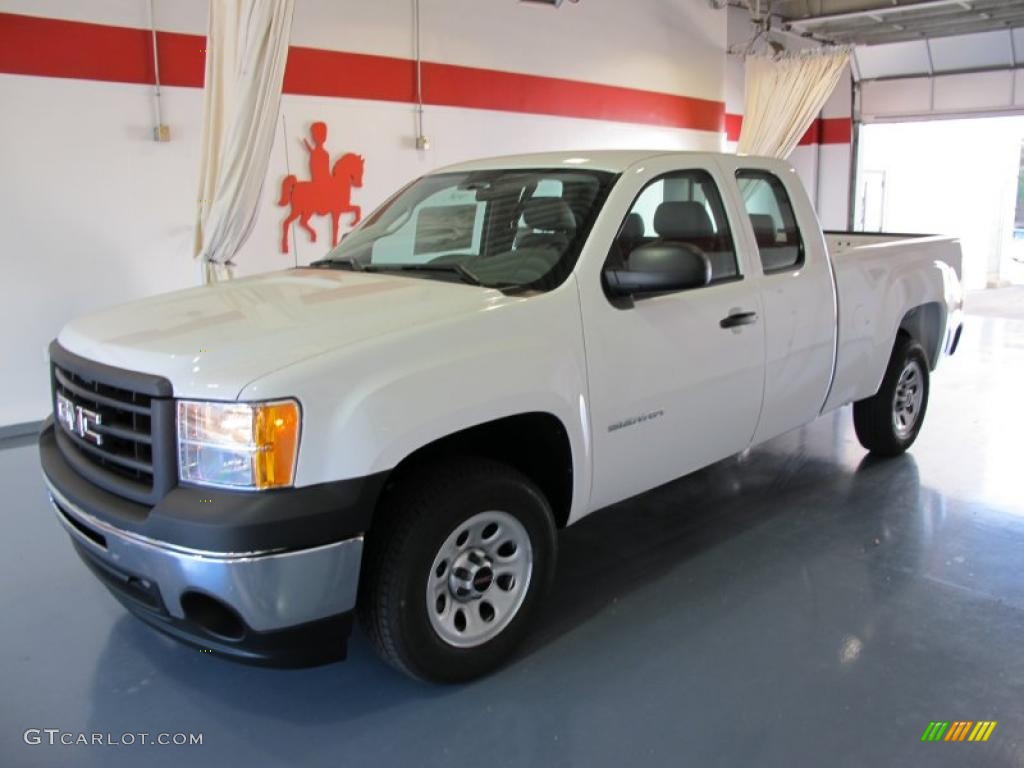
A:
<box><xmin>921</xmin><ymin>721</ymin><xmax>997</xmax><ymax>742</ymax></box>
<box><xmin>278</xmin><ymin>121</ymin><xmax>364</xmax><ymax>253</ymax></box>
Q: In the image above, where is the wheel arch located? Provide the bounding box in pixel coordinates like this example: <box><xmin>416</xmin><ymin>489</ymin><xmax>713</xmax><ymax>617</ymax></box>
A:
<box><xmin>374</xmin><ymin>412</ymin><xmax>575</xmax><ymax>530</ymax></box>
<box><xmin>897</xmin><ymin>301</ymin><xmax>945</xmax><ymax>370</ymax></box>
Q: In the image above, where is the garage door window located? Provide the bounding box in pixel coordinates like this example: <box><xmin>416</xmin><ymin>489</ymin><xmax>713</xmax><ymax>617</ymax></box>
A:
<box><xmin>611</xmin><ymin>170</ymin><xmax>739</xmax><ymax>283</ymax></box>
<box><xmin>736</xmin><ymin>170</ymin><xmax>804</xmax><ymax>274</ymax></box>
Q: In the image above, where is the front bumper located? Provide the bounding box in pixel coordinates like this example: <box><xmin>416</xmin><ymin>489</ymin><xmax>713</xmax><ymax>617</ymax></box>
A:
<box><xmin>40</xmin><ymin>423</ymin><xmax>386</xmax><ymax>666</ymax></box>
<box><xmin>48</xmin><ymin>478</ymin><xmax>361</xmax><ymax>665</ymax></box>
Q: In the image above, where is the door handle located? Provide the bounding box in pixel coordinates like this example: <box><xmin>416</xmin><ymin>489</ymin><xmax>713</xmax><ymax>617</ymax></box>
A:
<box><xmin>720</xmin><ymin>310</ymin><xmax>758</xmax><ymax>329</ymax></box>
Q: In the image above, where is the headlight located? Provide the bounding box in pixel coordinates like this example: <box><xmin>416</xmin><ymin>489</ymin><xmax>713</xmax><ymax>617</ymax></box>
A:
<box><xmin>176</xmin><ymin>400</ymin><xmax>300</xmax><ymax>490</ymax></box>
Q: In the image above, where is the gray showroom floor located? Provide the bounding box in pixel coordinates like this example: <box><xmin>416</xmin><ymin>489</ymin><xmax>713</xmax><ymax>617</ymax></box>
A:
<box><xmin>3</xmin><ymin>289</ymin><xmax>1024</xmax><ymax>768</ymax></box>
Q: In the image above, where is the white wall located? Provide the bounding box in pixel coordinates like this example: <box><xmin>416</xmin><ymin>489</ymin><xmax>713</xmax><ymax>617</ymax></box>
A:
<box><xmin>0</xmin><ymin>0</ymin><xmax>729</xmax><ymax>427</ymax></box>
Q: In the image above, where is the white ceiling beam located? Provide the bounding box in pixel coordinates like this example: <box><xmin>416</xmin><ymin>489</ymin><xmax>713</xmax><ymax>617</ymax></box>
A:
<box><xmin>788</xmin><ymin>0</ymin><xmax>978</xmax><ymax>30</ymax></box>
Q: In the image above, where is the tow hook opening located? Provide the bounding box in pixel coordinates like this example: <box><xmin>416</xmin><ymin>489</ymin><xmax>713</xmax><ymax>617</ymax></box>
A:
<box><xmin>180</xmin><ymin>591</ymin><xmax>246</xmax><ymax>641</ymax></box>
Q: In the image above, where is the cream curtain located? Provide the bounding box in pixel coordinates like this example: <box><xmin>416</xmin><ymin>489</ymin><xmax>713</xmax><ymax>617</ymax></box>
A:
<box><xmin>737</xmin><ymin>49</ymin><xmax>850</xmax><ymax>159</ymax></box>
<box><xmin>193</xmin><ymin>0</ymin><xmax>295</xmax><ymax>283</ymax></box>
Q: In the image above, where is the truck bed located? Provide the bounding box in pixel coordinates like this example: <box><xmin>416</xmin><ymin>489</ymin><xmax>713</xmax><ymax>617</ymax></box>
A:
<box><xmin>822</xmin><ymin>230</ymin><xmax>963</xmax><ymax>414</ymax></box>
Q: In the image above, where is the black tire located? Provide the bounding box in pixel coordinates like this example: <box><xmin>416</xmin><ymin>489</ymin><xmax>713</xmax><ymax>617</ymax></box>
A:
<box><xmin>357</xmin><ymin>457</ymin><xmax>557</xmax><ymax>683</ymax></box>
<box><xmin>853</xmin><ymin>334</ymin><xmax>930</xmax><ymax>457</ymax></box>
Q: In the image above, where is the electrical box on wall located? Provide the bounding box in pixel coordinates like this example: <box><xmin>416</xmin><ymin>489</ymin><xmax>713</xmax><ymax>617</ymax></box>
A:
<box><xmin>153</xmin><ymin>125</ymin><xmax>170</xmax><ymax>142</ymax></box>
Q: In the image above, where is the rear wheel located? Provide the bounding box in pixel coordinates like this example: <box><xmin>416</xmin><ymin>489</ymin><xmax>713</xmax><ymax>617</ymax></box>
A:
<box><xmin>358</xmin><ymin>458</ymin><xmax>556</xmax><ymax>682</ymax></box>
<box><xmin>853</xmin><ymin>334</ymin><xmax>930</xmax><ymax>456</ymax></box>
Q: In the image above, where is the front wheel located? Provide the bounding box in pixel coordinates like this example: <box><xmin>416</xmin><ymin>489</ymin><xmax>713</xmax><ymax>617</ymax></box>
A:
<box><xmin>358</xmin><ymin>458</ymin><xmax>557</xmax><ymax>682</ymax></box>
<box><xmin>853</xmin><ymin>334</ymin><xmax>930</xmax><ymax>457</ymax></box>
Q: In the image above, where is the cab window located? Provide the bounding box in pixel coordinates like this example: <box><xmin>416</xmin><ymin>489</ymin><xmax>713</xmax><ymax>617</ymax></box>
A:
<box><xmin>610</xmin><ymin>170</ymin><xmax>739</xmax><ymax>283</ymax></box>
<box><xmin>736</xmin><ymin>170</ymin><xmax>804</xmax><ymax>273</ymax></box>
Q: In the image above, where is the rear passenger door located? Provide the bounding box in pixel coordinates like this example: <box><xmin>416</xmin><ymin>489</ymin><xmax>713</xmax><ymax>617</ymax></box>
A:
<box><xmin>578</xmin><ymin>158</ymin><xmax>766</xmax><ymax>510</ymax></box>
<box><xmin>724</xmin><ymin>159</ymin><xmax>838</xmax><ymax>443</ymax></box>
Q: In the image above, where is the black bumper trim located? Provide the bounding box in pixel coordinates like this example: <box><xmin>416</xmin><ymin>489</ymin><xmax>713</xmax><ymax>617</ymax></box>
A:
<box><xmin>40</xmin><ymin>422</ymin><xmax>389</xmax><ymax>553</ymax></box>
<box><xmin>128</xmin><ymin>606</ymin><xmax>353</xmax><ymax>668</ymax></box>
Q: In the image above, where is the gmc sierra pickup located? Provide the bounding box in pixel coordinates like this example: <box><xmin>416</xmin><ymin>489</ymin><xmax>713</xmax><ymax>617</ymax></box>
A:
<box><xmin>39</xmin><ymin>150</ymin><xmax>963</xmax><ymax>682</ymax></box>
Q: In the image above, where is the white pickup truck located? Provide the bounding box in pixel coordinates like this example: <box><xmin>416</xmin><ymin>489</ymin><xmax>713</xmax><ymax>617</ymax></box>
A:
<box><xmin>39</xmin><ymin>150</ymin><xmax>963</xmax><ymax>682</ymax></box>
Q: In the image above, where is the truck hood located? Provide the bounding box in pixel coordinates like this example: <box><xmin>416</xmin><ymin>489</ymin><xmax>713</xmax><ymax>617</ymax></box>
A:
<box><xmin>58</xmin><ymin>269</ymin><xmax>512</xmax><ymax>399</ymax></box>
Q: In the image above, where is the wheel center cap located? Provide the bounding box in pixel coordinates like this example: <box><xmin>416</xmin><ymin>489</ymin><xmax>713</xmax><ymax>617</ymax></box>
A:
<box><xmin>449</xmin><ymin>549</ymin><xmax>493</xmax><ymax>601</ymax></box>
<box><xmin>472</xmin><ymin>567</ymin><xmax>494</xmax><ymax>592</ymax></box>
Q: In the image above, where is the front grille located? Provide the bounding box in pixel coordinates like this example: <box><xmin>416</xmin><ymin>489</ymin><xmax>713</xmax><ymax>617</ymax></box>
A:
<box><xmin>49</xmin><ymin>342</ymin><xmax>176</xmax><ymax>505</ymax></box>
<box><xmin>54</xmin><ymin>365</ymin><xmax>155</xmax><ymax>486</ymax></box>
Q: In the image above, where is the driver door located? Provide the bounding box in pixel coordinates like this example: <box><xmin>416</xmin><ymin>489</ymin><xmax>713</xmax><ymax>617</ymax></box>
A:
<box><xmin>579</xmin><ymin>157</ymin><xmax>766</xmax><ymax>510</ymax></box>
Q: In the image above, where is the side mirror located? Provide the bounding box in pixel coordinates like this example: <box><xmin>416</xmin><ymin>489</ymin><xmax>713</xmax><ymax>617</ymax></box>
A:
<box><xmin>604</xmin><ymin>242</ymin><xmax>711</xmax><ymax>298</ymax></box>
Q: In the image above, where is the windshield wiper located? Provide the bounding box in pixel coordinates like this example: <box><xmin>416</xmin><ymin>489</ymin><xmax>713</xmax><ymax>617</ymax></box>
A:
<box><xmin>375</xmin><ymin>263</ymin><xmax>484</xmax><ymax>287</ymax></box>
<box><xmin>310</xmin><ymin>259</ymin><xmax>503</xmax><ymax>289</ymax></box>
<box><xmin>308</xmin><ymin>257</ymin><xmax>367</xmax><ymax>272</ymax></box>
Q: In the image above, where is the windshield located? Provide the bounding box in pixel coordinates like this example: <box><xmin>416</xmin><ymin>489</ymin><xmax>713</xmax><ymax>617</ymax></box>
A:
<box><xmin>319</xmin><ymin>167</ymin><xmax>617</xmax><ymax>291</ymax></box>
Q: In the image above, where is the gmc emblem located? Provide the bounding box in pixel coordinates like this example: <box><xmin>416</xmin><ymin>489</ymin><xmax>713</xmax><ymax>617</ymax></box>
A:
<box><xmin>56</xmin><ymin>393</ymin><xmax>103</xmax><ymax>446</ymax></box>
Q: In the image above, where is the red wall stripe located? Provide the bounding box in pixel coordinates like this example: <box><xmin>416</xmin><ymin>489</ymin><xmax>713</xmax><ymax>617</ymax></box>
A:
<box><xmin>0</xmin><ymin>13</ymin><xmax>157</xmax><ymax>84</ymax></box>
<box><xmin>725</xmin><ymin>113</ymin><xmax>743</xmax><ymax>142</ymax></box>
<box><xmin>0</xmin><ymin>12</ymin><xmax>854</xmax><ymax>143</ymax></box>
<box><xmin>0</xmin><ymin>13</ymin><xmax>204</xmax><ymax>86</ymax></box>
<box><xmin>283</xmin><ymin>46</ymin><xmax>414</xmax><ymax>103</ymax></box>
<box><xmin>0</xmin><ymin>13</ymin><xmax>857</xmax><ymax>144</ymax></box>
<box><xmin>155</xmin><ymin>29</ymin><xmax>207</xmax><ymax>88</ymax></box>
<box><xmin>0</xmin><ymin>11</ymin><xmax>724</xmax><ymax>133</ymax></box>
<box><xmin>817</xmin><ymin>117</ymin><xmax>852</xmax><ymax>144</ymax></box>
<box><xmin>725</xmin><ymin>113</ymin><xmax>851</xmax><ymax>145</ymax></box>
<box><xmin>423</xmin><ymin>61</ymin><xmax>723</xmax><ymax>131</ymax></box>
<box><xmin>284</xmin><ymin>46</ymin><xmax>723</xmax><ymax>131</ymax></box>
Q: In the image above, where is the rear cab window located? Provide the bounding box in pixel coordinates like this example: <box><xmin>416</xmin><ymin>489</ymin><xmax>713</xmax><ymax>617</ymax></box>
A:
<box><xmin>736</xmin><ymin>170</ymin><xmax>805</xmax><ymax>273</ymax></box>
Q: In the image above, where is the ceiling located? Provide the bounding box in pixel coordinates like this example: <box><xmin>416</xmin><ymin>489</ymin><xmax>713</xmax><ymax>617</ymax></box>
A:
<box><xmin>771</xmin><ymin>0</ymin><xmax>1024</xmax><ymax>46</ymax></box>
<box><xmin>851</xmin><ymin>27</ymin><xmax>1024</xmax><ymax>79</ymax></box>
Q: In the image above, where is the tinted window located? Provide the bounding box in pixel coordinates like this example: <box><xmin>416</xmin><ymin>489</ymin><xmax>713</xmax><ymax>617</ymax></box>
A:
<box><xmin>611</xmin><ymin>170</ymin><xmax>738</xmax><ymax>283</ymax></box>
<box><xmin>736</xmin><ymin>170</ymin><xmax>804</xmax><ymax>273</ymax></box>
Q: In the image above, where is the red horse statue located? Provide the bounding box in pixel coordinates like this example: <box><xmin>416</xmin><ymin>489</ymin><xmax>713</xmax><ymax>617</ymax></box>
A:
<box><xmin>278</xmin><ymin>127</ymin><xmax>364</xmax><ymax>253</ymax></box>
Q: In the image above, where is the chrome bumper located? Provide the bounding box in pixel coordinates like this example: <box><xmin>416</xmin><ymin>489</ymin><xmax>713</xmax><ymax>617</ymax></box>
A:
<box><xmin>45</xmin><ymin>477</ymin><xmax>363</xmax><ymax>633</ymax></box>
